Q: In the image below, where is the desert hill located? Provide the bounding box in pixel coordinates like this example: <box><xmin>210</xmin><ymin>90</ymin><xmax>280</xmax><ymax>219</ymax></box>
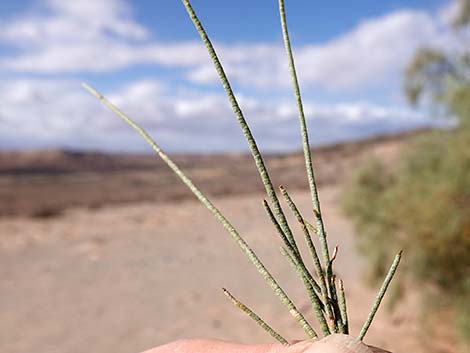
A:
<box><xmin>0</xmin><ymin>129</ymin><xmax>425</xmax><ymax>218</ymax></box>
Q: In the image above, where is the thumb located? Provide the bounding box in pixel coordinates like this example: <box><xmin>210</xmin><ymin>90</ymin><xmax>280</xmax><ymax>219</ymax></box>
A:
<box><xmin>286</xmin><ymin>334</ymin><xmax>391</xmax><ymax>353</ymax></box>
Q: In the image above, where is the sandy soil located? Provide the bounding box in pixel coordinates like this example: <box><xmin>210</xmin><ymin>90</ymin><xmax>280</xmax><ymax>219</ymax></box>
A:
<box><xmin>0</xmin><ymin>186</ymin><xmax>460</xmax><ymax>353</ymax></box>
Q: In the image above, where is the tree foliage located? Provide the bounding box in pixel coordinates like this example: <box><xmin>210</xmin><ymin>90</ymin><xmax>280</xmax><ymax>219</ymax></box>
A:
<box><xmin>404</xmin><ymin>0</ymin><xmax>470</xmax><ymax>123</ymax></box>
<box><xmin>344</xmin><ymin>0</ymin><xmax>470</xmax><ymax>345</ymax></box>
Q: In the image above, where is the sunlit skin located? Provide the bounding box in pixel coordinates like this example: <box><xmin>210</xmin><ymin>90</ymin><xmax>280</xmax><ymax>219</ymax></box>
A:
<box><xmin>142</xmin><ymin>334</ymin><xmax>390</xmax><ymax>353</ymax></box>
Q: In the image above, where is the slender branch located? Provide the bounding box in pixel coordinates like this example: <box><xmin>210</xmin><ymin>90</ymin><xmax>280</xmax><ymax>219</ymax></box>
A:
<box><xmin>329</xmin><ymin>275</ymin><xmax>344</xmax><ymax>334</ymax></box>
<box><xmin>358</xmin><ymin>251</ymin><xmax>403</xmax><ymax>340</ymax></box>
<box><xmin>222</xmin><ymin>288</ymin><xmax>289</xmax><ymax>345</ymax></box>
<box><xmin>338</xmin><ymin>279</ymin><xmax>349</xmax><ymax>334</ymax></box>
<box><xmin>279</xmin><ymin>186</ymin><xmax>337</xmax><ymax>333</ymax></box>
<box><xmin>278</xmin><ymin>0</ymin><xmax>335</xmax><ymax>319</ymax></box>
<box><xmin>82</xmin><ymin>83</ymin><xmax>317</xmax><ymax>339</ymax></box>
<box><xmin>262</xmin><ymin>199</ymin><xmax>300</xmax><ymax>258</ymax></box>
<box><xmin>181</xmin><ymin>0</ymin><xmax>296</xmax><ymax>250</ymax></box>
<box><xmin>282</xmin><ymin>244</ymin><xmax>323</xmax><ymax>304</ymax></box>
<box><xmin>82</xmin><ymin>0</ymin><xmax>406</xmax><ymax>343</ymax></box>
<box><xmin>305</xmin><ymin>220</ymin><xmax>319</xmax><ymax>236</ymax></box>
<box><xmin>326</xmin><ymin>246</ymin><xmax>344</xmax><ymax>332</ymax></box>
<box><xmin>330</xmin><ymin>246</ymin><xmax>338</xmax><ymax>263</ymax></box>
<box><xmin>263</xmin><ymin>199</ymin><xmax>321</xmax><ymax>293</ymax></box>
<box><xmin>280</xmin><ymin>248</ymin><xmax>329</xmax><ymax>336</ymax></box>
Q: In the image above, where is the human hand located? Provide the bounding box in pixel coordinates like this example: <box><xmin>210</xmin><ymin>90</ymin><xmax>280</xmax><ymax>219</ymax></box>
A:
<box><xmin>142</xmin><ymin>334</ymin><xmax>391</xmax><ymax>353</ymax></box>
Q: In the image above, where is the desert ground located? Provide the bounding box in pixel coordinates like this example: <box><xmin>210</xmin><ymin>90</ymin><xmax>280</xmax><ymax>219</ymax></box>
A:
<box><xmin>0</xmin><ymin>130</ymin><xmax>461</xmax><ymax>353</ymax></box>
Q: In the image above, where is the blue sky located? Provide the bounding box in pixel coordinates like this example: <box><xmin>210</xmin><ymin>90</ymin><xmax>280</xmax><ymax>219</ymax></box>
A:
<box><xmin>0</xmin><ymin>0</ymin><xmax>458</xmax><ymax>152</ymax></box>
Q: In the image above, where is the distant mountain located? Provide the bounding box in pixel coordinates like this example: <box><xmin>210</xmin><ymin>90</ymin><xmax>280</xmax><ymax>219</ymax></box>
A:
<box><xmin>0</xmin><ymin>129</ymin><xmax>430</xmax><ymax>218</ymax></box>
<box><xmin>0</xmin><ymin>129</ymin><xmax>427</xmax><ymax>176</ymax></box>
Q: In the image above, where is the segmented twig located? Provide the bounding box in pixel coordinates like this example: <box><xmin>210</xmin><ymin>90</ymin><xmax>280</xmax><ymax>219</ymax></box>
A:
<box><xmin>222</xmin><ymin>288</ymin><xmax>289</xmax><ymax>345</ymax></box>
<box><xmin>329</xmin><ymin>275</ymin><xmax>344</xmax><ymax>334</ymax></box>
<box><xmin>263</xmin><ymin>200</ymin><xmax>321</xmax><ymax>294</ymax></box>
<box><xmin>338</xmin><ymin>279</ymin><xmax>349</xmax><ymax>334</ymax></box>
<box><xmin>82</xmin><ymin>83</ymin><xmax>317</xmax><ymax>339</ymax></box>
<box><xmin>181</xmin><ymin>0</ymin><xmax>296</xmax><ymax>251</ymax></box>
<box><xmin>358</xmin><ymin>251</ymin><xmax>403</xmax><ymax>340</ymax></box>
<box><xmin>278</xmin><ymin>0</ymin><xmax>339</xmax><ymax>330</ymax></box>
<box><xmin>305</xmin><ymin>220</ymin><xmax>319</xmax><ymax>236</ymax></box>
<box><xmin>281</xmin><ymin>248</ymin><xmax>330</xmax><ymax>336</ymax></box>
<box><xmin>326</xmin><ymin>247</ymin><xmax>344</xmax><ymax>333</ymax></box>
<box><xmin>279</xmin><ymin>186</ymin><xmax>338</xmax><ymax>333</ymax></box>
<box><xmin>83</xmin><ymin>1</ymin><xmax>404</xmax><ymax>342</ymax></box>
<box><xmin>262</xmin><ymin>200</ymin><xmax>300</xmax><ymax>259</ymax></box>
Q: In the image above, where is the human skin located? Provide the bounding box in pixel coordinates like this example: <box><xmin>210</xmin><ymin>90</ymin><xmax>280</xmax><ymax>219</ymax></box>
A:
<box><xmin>142</xmin><ymin>334</ymin><xmax>391</xmax><ymax>353</ymax></box>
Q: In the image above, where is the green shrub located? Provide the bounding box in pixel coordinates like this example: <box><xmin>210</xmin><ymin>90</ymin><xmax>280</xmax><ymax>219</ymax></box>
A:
<box><xmin>342</xmin><ymin>127</ymin><xmax>470</xmax><ymax>343</ymax></box>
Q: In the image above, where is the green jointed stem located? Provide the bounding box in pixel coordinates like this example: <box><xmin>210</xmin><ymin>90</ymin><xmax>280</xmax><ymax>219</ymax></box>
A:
<box><xmin>222</xmin><ymin>288</ymin><xmax>289</xmax><ymax>345</ymax></box>
<box><xmin>281</xmin><ymin>242</ymin><xmax>322</xmax><ymax>302</ymax></box>
<box><xmin>305</xmin><ymin>220</ymin><xmax>319</xmax><ymax>236</ymax></box>
<box><xmin>278</xmin><ymin>0</ymin><xmax>317</xmax><ymax>214</ymax></box>
<box><xmin>279</xmin><ymin>186</ymin><xmax>338</xmax><ymax>334</ymax></box>
<box><xmin>326</xmin><ymin>247</ymin><xmax>344</xmax><ymax>333</ymax></box>
<box><xmin>330</xmin><ymin>275</ymin><xmax>344</xmax><ymax>334</ymax></box>
<box><xmin>278</xmin><ymin>0</ymin><xmax>337</xmax><ymax>330</ymax></box>
<box><xmin>281</xmin><ymin>248</ymin><xmax>329</xmax><ymax>336</ymax></box>
<box><xmin>263</xmin><ymin>200</ymin><xmax>321</xmax><ymax>294</ymax></box>
<box><xmin>262</xmin><ymin>200</ymin><xmax>300</xmax><ymax>258</ymax></box>
<box><xmin>338</xmin><ymin>279</ymin><xmax>349</xmax><ymax>334</ymax></box>
<box><xmin>181</xmin><ymin>0</ymin><xmax>296</xmax><ymax>251</ymax></box>
<box><xmin>82</xmin><ymin>83</ymin><xmax>317</xmax><ymax>339</ymax></box>
<box><xmin>358</xmin><ymin>251</ymin><xmax>403</xmax><ymax>340</ymax></box>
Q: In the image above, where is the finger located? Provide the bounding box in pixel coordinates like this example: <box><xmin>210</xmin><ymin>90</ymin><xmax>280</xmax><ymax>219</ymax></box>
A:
<box><xmin>141</xmin><ymin>335</ymin><xmax>392</xmax><ymax>353</ymax></box>
<box><xmin>368</xmin><ymin>346</ymin><xmax>391</xmax><ymax>353</ymax></box>
<box><xmin>141</xmin><ymin>339</ymin><xmax>284</xmax><ymax>353</ymax></box>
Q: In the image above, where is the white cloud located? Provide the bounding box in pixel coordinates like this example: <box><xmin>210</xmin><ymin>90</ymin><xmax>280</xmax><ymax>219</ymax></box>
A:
<box><xmin>0</xmin><ymin>0</ymin><xmax>456</xmax><ymax>90</ymax></box>
<box><xmin>0</xmin><ymin>0</ymin><xmax>155</xmax><ymax>72</ymax></box>
<box><xmin>0</xmin><ymin>1</ymin><xmax>456</xmax><ymax>152</ymax></box>
<box><xmin>191</xmin><ymin>8</ymin><xmax>456</xmax><ymax>90</ymax></box>
<box><xmin>291</xmin><ymin>10</ymin><xmax>447</xmax><ymax>89</ymax></box>
<box><xmin>0</xmin><ymin>78</ymin><xmax>434</xmax><ymax>152</ymax></box>
<box><xmin>0</xmin><ymin>0</ymin><xmax>147</xmax><ymax>45</ymax></box>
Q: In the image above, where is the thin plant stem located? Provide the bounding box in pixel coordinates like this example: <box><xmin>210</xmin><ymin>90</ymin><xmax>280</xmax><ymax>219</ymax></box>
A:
<box><xmin>305</xmin><ymin>220</ymin><xmax>319</xmax><ymax>236</ymax></box>
<box><xmin>181</xmin><ymin>0</ymin><xmax>296</xmax><ymax>251</ymax></box>
<box><xmin>338</xmin><ymin>279</ymin><xmax>349</xmax><ymax>334</ymax></box>
<box><xmin>263</xmin><ymin>200</ymin><xmax>300</xmax><ymax>258</ymax></box>
<box><xmin>330</xmin><ymin>246</ymin><xmax>338</xmax><ymax>263</ymax></box>
<box><xmin>222</xmin><ymin>288</ymin><xmax>289</xmax><ymax>345</ymax></box>
<box><xmin>280</xmin><ymin>248</ymin><xmax>330</xmax><ymax>336</ymax></box>
<box><xmin>328</xmin><ymin>246</ymin><xmax>345</xmax><ymax>331</ymax></box>
<box><xmin>358</xmin><ymin>251</ymin><xmax>403</xmax><ymax>340</ymax></box>
<box><xmin>329</xmin><ymin>275</ymin><xmax>344</xmax><ymax>334</ymax></box>
<box><xmin>278</xmin><ymin>0</ymin><xmax>337</xmax><ymax>329</ymax></box>
<box><xmin>326</xmin><ymin>247</ymin><xmax>344</xmax><ymax>333</ymax></box>
<box><xmin>263</xmin><ymin>199</ymin><xmax>321</xmax><ymax>293</ymax></box>
<box><xmin>82</xmin><ymin>83</ymin><xmax>317</xmax><ymax>339</ymax></box>
<box><xmin>279</xmin><ymin>186</ymin><xmax>338</xmax><ymax>333</ymax></box>
<box><xmin>82</xmin><ymin>0</ymin><xmax>407</xmax><ymax>343</ymax></box>
<box><xmin>282</xmin><ymin>244</ymin><xmax>323</xmax><ymax>305</ymax></box>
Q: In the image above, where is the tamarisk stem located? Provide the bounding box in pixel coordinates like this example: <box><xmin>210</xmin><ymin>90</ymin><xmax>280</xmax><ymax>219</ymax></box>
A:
<box><xmin>263</xmin><ymin>200</ymin><xmax>321</xmax><ymax>294</ymax></box>
<box><xmin>82</xmin><ymin>83</ymin><xmax>317</xmax><ymax>339</ymax></box>
<box><xmin>280</xmin><ymin>186</ymin><xmax>338</xmax><ymax>333</ymax></box>
<box><xmin>223</xmin><ymin>288</ymin><xmax>289</xmax><ymax>345</ymax></box>
<box><xmin>358</xmin><ymin>251</ymin><xmax>403</xmax><ymax>340</ymax></box>
<box><xmin>281</xmin><ymin>248</ymin><xmax>330</xmax><ymax>336</ymax></box>
<box><xmin>338</xmin><ymin>279</ymin><xmax>349</xmax><ymax>334</ymax></box>
<box><xmin>181</xmin><ymin>0</ymin><xmax>296</xmax><ymax>253</ymax></box>
<box><xmin>278</xmin><ymin>0</ymin><xmax>339</xmax><ymax>332</ymax></box>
